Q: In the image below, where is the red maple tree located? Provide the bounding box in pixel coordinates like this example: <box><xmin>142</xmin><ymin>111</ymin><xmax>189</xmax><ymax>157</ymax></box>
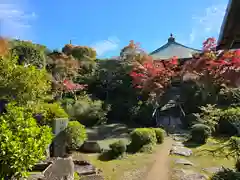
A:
<box><xmin>183</xmin><ymin>38</ymin><xmax>240</xmax><ymax>87</ymax></box>
<box><xmin>130</xmin><ymin>56</ymin><xmax>181</xmax><ymax>96</ymax></box>
<box><xmin>63</xmin><ymin>79</ymin><xmax>87</xmax><ymax>92</ymax></box>
<box><xmin>129</xmin><ymin>38</ymin><xmax>240</xmax><ymax>98</ymax></box>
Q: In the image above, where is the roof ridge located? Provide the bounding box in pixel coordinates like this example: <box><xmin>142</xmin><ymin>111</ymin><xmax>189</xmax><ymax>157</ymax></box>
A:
<box><xmin>150</xmin><ymin>41</ymin><xmax>201</xmax><ymax>55</ymax></box>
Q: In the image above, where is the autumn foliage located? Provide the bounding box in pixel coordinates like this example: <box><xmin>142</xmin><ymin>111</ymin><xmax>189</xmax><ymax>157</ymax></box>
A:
<box><xmin>0</xmin><ymin>37</ymin><xmax>9</xmax><ymax>56</ymax></box>
<box><xmin>130</xmin><ymin>38</ymin><xmax>240</xmax><ymax>97</ymax></box>
<box><xmin>47</xmin><ymin>50</ymin><xmax>87</xmax><ymax>99</ymax></box>
<box><xmin>130</xmin><ymin>55</ymin><xmax>180</xmax><ymax>96</ymax></box>
<box><xmin>184</xmin><ymin>38</ymin><xmax>240</xmax><ymax>87</ymax></box>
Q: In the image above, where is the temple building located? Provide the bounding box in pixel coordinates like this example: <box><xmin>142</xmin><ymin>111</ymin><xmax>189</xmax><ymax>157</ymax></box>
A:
<box><xmin>150</xmin><ymin>34</ymin><xmax>201</xmax><ymax>61</ymax></box>
<box><xmin>217</xmin><ymin>0</ymin><xmax>240</xmax><ymax>50</ymax></box>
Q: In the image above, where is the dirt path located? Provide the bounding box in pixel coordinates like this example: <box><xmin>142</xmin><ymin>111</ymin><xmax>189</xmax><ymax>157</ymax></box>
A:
<box><xmin>145</xmin><ymin>137</ymin><xmax>173</xmax><ymax>180</ymax></box>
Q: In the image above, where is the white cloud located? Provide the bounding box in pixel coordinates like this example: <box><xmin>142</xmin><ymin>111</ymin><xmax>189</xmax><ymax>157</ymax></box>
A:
<box><xmin>91</xmin><ymin>36</ymin><xmax>120</xmax><ymax>56</ymax></box>
<box><xmin>189</xmin><ymin>3</ymin><xmax>227</xmax><ymax>45</ymax></box>
<box><xmin>0</xmin><ymin>0</ymin><xmax>36</xmax><ymax>39</ymax></box>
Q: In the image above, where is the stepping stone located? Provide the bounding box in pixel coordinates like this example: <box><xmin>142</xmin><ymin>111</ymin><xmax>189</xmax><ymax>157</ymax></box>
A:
<box><xmin>175</xmin><ymin>159</ymin><xmax>194</xmax><ymax>166</ymax></box>
<box><xmin>182</xmin><ymin>173</ymin><xmax>208</xmax><ymax>180</ymax></box>
<box><xmin>172</xmin><ymin>142</ymin><xmax>184</xmax><ymax>147</ymax></box>
<box><xmin>173</xmin><ymin>136</ymin><xmax>187</xmax><ymax>142</ymax></box>
<box><xmin>173</xmin><ymin>169</ymin><xmax>208</xmax><ymax>180</ymax></box>
<box><xmin>170</xmin><ymin>147</ymin><xmax>193</xmax><ymax>157</ymax></box>
<box><xmin>202</xmin><ymin>167</ymin><xmax>223</xmax><ymax>174</ymax></box>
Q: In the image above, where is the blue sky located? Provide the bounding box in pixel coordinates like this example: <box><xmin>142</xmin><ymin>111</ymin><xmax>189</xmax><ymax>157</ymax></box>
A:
<box><xmin>0</xmin><ymin>0</ymin><xmax>228</xmax><ymax>58</ymax></box>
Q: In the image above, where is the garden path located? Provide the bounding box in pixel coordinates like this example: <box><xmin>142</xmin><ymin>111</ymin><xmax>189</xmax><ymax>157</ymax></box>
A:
<box><xmin>145</xmin><ymin>137</ymin><xmax>173</xmax><ymax>180</ymax></box>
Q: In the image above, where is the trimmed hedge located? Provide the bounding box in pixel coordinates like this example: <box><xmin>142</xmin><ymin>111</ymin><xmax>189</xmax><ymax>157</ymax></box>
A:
<box><xmin>152</xmin><ymin>128</ymin><xmax>165</xmax><ymax>144</ymax></box>
<box><xmin>109</xmin><ymin>140</ymin><xmax>126</xmax><ymax>159</ymax></box>
<box><xmin>218</xmin><ymin>107</ymin><xmax>240</xmax><ymax>136</ymax></box>
<box><xmin>191</xmin><ymin>124</ymin><xmax>211</xmax><ymax>144</ymax></box>
<box><xmin>65</xmin><ymin>121</ymin><xmax>87</xmax><ymax>150</ymax></box>
<box><xmin>128</xmin><ymin>128</ymin><xmax>157</xmax><ymax>153</ymax></box>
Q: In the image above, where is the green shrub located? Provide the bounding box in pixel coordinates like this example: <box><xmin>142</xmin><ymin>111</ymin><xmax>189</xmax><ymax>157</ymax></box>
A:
<box><xmin>139</xmin><ymin>144</ymin><xmax>154</xmax><ymax>153</ymax></box>
<box><xmin>218</xmin><ymin>107</ymin><xmax>240</xmax><ymax>136</ymax></box>
<box><xmin>67</xmin><ymin>95</ymin><xmax>109</xmax><ymax>127</ymax></box>
<box><xmin>218</xmin><ymin>88</ymin><xmax>240</xmax><ymax>107</ymax></box>
<box><xmin>109</xmin><ymin>140</ymin><xmax>126</xmax><ymax>158</ymax></box>
<box><xmin>152</xmin><ymin>128</ymin><xmax>165</xmax><ymax>144</ymax></box>
<box><xmin>10</xmin><ymin>40</ymin><xmax>46</xmax><ymax>68</ymax></box>
<box><xmin>199</xmin><ymin>105</ymin><xmax>222</xmax><ymax>133</ymax></box>
<box><xmin>0</xmin><ymin>103</ymin><xmax>53</xmax><ymax>179</ymax></box>
<box><xmin>30</xmin><ymin>102</ymin><xmax>68</xmax><ymax>126</ymax></box>
<box><xmin>211</xmin><ymin>168</ymin><xmax>240</xmax><ymax>180</ymax></box>
<box><xmin>191</xmin><ymin>124</ymin><xmax>211</xmax><ymax>144</ymax></box>
<box><xmin>0</xmin><ymin>53</ymin><xmax>51</xmax><ymax>104</ymax></box>
<box><xmin>74</xmin><ymin>172</ymin><xmax>80</xmax><ymax>180</ymax></box>
<box><xmin>65</xmin><ymin>121</ymin><xmax>87</xmax><ymax>150</ymax></box>
<box><xmin>128</xmin><ymin>128</ymin><xmax>157</xmax><ymax>153</ymax></box>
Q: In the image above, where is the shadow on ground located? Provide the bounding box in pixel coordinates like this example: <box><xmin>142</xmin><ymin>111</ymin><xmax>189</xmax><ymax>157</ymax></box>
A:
<box><xmin>183</xmin><ymin>139</ymin><xmax>203</xmax><ymax>148</ymax></box>
<box><xmin>86</xmin><ymin>123</ymin><xmax>133</xmax><ymax>141</ymax></box>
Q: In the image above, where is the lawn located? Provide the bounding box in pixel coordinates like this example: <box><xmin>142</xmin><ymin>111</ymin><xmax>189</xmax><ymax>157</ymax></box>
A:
<box><xmin>77</xmin><ymin>148</ymin><xmax>158</xmax><ymax>180</ymax></box>
<box><xmin>170</xmin><ymin>137</ymin><xmax>236</xmax><ymax>179</ymax></box>
<box><xmin>73</xmin><ymin>123</ymin><xmax>160</xmax><ymax>180</ymax></box>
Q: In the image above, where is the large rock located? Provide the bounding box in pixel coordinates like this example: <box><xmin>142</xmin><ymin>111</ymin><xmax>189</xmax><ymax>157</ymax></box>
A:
<box><xmin>80</xmin><ymin>141</ymin><xmax>101</xmax><ymax>153</ymax></box>
<box><xmin>43</xmin><ymin>156</ymin><xmax>74</xmax><ymax>180</ymax></box>
<box><xmin>74</xmin><ymin>160</ymin><xmax>99</xmax><ymax>176</ymax></box>
<box><xmin>170</xmin><ymin>146</ymin><xmax>192</xmax><ymax>157</ymax></box>
<box><xmin>175</xmin><ymin>159</ymin><xmax>194</xmax><ymax>166</ymax></box>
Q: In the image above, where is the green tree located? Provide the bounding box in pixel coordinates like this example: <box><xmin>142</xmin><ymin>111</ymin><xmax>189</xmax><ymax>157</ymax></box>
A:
<box><xmin>10</xmin><ymin>40</ymin><xmax>47</xmax><ymax>68</ymax></box>
<box><xmin>0</xmin><ymin>103</ymin><xmax>53</xmax><ymax>179</ymax></box>
<box><xmin>0</xmin><ymin>54</ymin><xmax>51</xmax><ymax>104</ymax></box>
<box><xmin>62</xmin><ymin>44</ymin><xmax>97</xmax><ymax>74</ymax></box>
<box><xmin>67</xmin><ymin>94</ymin><xmax>109</xmax><ymax>126</ymax></box>
<box><xmin>62</xmin><ymin>44</ymin><xmax>96</xmax><ymax>61</ymax></box>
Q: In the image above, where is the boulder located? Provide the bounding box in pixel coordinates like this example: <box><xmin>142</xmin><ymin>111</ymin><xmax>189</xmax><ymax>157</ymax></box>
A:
<box><xmin>43</xmin><ymin>156</ymin><xmax>74</xmax><ymax>180</ymax></box>
<box><xmin>74</xmin><ymin>160</ymin><xmax>98</xmax><ymax>176</ymax></box>
<box><xmin>170</xmin><ymin>146</ymin><xmax>192</xmax><ymax>157</ymax></box>
<box><xmin>80</xmin><ymin>141</ymin><xmax>101</xmax><ymax>153</ymax></box>
<box><xmin>175</xmin><ymin>159</ymin><xmax>194</xmax><ymax>166</ymax></box>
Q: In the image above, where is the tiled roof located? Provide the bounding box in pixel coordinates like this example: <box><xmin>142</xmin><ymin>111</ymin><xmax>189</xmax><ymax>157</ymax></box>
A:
<box><xmin>150</xmin><ymin>34</ymin><xmax>201</xmax><ymax>60</ymax></box>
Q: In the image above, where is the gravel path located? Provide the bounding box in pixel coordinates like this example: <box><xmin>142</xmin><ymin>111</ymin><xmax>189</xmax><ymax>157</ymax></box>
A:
<box><xmin>145</xmin><ymin>137</ymin><xmax>173</xmax><ymax>180</ymax></box>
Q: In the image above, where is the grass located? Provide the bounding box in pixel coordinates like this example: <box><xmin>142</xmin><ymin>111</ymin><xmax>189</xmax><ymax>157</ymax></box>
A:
<box><xmin>74</xmin><ymin>143</ymin><xmax>161</xmax><ymax>180</ymax></box>
<box><xmin>170</xmin><ymin>137</ymin><xmax>236</xmax><ymax>178</ymax></box>
<box><xmin>73</xmin><ymin>123</ymin><xmax>160</xmax><ymax>180</ymax></box>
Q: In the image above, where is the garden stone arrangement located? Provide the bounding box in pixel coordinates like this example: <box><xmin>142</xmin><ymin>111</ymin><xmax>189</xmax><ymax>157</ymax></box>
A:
<box><xmin>170</xmin><ymin>135</ymin><xmax>193</xmax><ymax>157</ymax></box>
<box><xmin>169</xmin><ymin>134</ymin><xmax>224</xmax><ymax>180</ymax></box>
<box><xmin>27</xmin><ymin>156</ymin><xmax>103</xmax><ymax>180</ymax></box>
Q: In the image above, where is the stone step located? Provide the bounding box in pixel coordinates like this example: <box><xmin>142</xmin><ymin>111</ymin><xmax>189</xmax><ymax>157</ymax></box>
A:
<box><xmin>80</xmin><ymin>175</ymin><xmax>104</xmax><ymax>180</ymax></box>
